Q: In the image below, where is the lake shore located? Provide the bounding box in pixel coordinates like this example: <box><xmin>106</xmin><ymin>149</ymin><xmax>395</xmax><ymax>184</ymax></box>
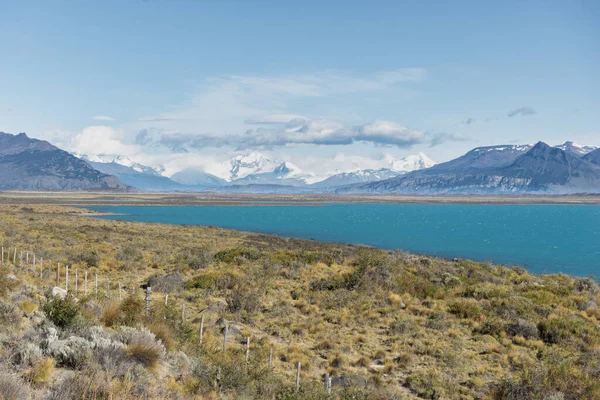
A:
<box><xmin>1</xmin><ymin>191</ymin><xmax>600</xmax><ymax>206</ymax></box>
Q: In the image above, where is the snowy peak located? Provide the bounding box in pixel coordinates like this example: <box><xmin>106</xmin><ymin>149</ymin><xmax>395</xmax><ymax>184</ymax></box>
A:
<box><xmin>273</xmin><ymin>161</ymin><xmax>301</xmax><ymax>176</ymax></box>
<box><xmin>74</xmin><ymin>153</ymin><xmax>163</xmax><ymax>176</ymax></box>
<box><xmin>555</xmin><ymin>141</ymin><xmax>598</xmax><ymax>157</ymax></box>
<box><xmin>228</xmin><ymin>151</ymin><xmax>278</xmax><ymax>181</ymax></box>
<box><xmin>389</xmin><ymin>152</ymin><xmax>436</xmax><ymax>172</ymax></box>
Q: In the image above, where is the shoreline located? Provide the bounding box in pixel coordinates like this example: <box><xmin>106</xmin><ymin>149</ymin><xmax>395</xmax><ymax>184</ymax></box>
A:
<box><xmin>1</xmin><ymin>191</ymin><xmax>600</xmax><ymax>206</ymax></box>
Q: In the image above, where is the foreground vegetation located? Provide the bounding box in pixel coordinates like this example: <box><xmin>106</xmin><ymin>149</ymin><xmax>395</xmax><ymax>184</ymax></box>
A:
<box><xmin>1</xmin><ymin>203</ymin><xmax>600</xmax><ymax>399</ymax></box>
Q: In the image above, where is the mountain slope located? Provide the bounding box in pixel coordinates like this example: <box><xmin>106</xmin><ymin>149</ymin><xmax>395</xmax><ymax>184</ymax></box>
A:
<box><xmin>583</xmin><ymin>148</ymin><xmax>600</xmax><ymax>166</ymax></box>
<box><xmin>233</xmin><ymin>161</ymin><xmax>313</xmax><ymax>187</ymax></box>
<box><xmin>0</xmin><ymin>132</ymin><xmax>129</xmax><ymax>191</ymax></box>
<box><xmin>344</xmin><ymin>142</ymin><xmax>600</xmax><ymax>194</ymax></box>
<box><xmin>311</xmin><ymin>168</ymin><xmax>399</xmax><ymax>188</ymax></box>
<box><xmin>88</xmin><ymin>161</ymin><xmax>187</xmax><ymax>191</ymax></box>
<box><xmin>170</xmin><ymin>168</ymin><xmax>227</xmax><ymax>187</ymax></box>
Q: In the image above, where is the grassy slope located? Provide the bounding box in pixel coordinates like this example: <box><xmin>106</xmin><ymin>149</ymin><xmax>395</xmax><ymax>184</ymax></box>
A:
<box><xmin>1</xmin><ymin>203</ymin><xmax>600</xmax><ymax>399</ymax></box>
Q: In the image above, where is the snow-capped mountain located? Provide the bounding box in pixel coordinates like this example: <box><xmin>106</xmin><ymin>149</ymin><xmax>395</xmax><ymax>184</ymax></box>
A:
<box><xmin>227</xmin><ymin>151</ymin><xmax>279</xmax><ymax>181</ymax></box>
<box><xmin>234</xmin><ymin>161</ymin><xmax>314</xmax><ymax>186</ymax></box>
<box><xmin>388</xmin><ymin>152</ymin><xmax>436</xmax><ymax>172</ymax></box>
<box><xmin>312</xmin><ymin>153</ymin><xmax>436</xmax><ymax>188</ymax></box>
<box><xmin>311</xmin><ymin>168</ymin><xmax>400</xmax><ymax>188</ymax></box>
<box><xmin>75</xmin><ymin>153</ymin><xmax>164</xmax><ymax>176</ymax></box>
<box><xmin>555</xmin><ymin>141</ymin><xmax>598</xmax><ymax>157</ymax></box>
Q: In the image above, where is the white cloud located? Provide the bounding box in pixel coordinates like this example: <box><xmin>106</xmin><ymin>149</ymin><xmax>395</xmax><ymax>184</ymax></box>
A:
<box><xmin>507</xmin><ymin>106</ymin><xmax>536</xmax><ymax>117</ymax></box>
<box><xmin>91</xmin><ymin>115</ymin><xmax>115</xmax><ymax>121</ymax></box>
<box><xmin>69</xmin><ymin>126</ymin><xmax>140</xmax><ymax>156</ymax></box>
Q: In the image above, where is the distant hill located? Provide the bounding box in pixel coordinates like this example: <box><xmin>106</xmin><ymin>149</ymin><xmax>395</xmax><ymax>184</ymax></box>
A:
<box><xmin>0</xmin><ymin>132</ymin><xmax>129</xmax><ymax>191</ymax></box>
<box><xmin>341</xmin><ymin>142</ymin><xmax>600</xmax><ymax>194</ymax></box>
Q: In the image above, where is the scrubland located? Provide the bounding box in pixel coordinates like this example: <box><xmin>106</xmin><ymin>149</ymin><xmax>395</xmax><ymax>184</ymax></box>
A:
<box><xmin>1</xmin><ymin>203</ymin><xmax>600</xmax><ymax>399</ymax></box>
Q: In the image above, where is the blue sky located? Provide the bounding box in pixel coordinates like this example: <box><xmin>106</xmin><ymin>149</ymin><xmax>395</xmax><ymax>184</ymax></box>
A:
<box><xmin>1</xmin><ymin>0</ymin><xmax>599</xmax><ymax>177</ymax></box>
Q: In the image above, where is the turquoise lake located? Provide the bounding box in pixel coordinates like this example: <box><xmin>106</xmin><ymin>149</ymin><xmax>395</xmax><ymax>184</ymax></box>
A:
<box><xmin>87</xmin><ymin>204</ymin><xmax>600</xmax><ymax>277</ymax></box>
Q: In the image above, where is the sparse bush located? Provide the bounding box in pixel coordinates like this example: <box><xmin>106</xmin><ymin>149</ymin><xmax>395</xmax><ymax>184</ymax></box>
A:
<box><xmin>226</xmin><ymin>285</ymin><xmax>261</xmax><ymax>316</ymax></box>
<box><xmin>0</xmin><ymin>373</ymin><xmax>29</xmax><ymax>400</ymax></box>
<box><xmin>506</xmin><ymin>318</ymin><xmax>538</xmax><ymax>339</ymax></box>
<box><xmin>121</xmin><ymin>328</ymin><xmax>165</xmax><ymax>369</ymax></box>
<box><xmin>0</xmin><ymin>302</ymin><xmax>21</xmax><ymax>326</ymax></box>
<box><xmin>147</xmin><ymin>322</ymin><xmax>175</xmax><ymax>353</ymax></box>
<box><xmin>448</xmin><ymin>299</ymin><xmax>483</xmax><ymax>319</ymax></box>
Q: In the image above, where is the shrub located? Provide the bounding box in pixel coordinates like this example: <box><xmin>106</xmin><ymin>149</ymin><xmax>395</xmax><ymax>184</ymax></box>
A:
<box><xmin>0</xmin><ymin>271</ymin><xmax>18</xmax><ymax>298</ymax></box>
<box><xmin>26</xmin><ymin>357</ymin><xmax>55</xmax><ymax>384</ymax></box>
<box><xmin>148</xmin><ymin>322</ymin><xmax>175</xmax><ymax>353</ymax></box>
<box><xmin>389</xmin><ymin>315</ymin><xmax>417</xmax><ymax>335</ymax></box>
<box><xmin>122</xmin><ymin>328</ymin><xmax>165</xmax><ymax>369</ymax></box>
<box><xmin>0</xmin><ymin>302</ymin><xmax>21</xmax><ymax>326</ymax></box>
<box><xmin>0</xmin><ymin>373</ymin><xmax>29</xmax><ymax>400</ymax></box>
<box><xmin>506</xmin><ymin>318</ymin><xmax>539</xmax><ymax>339</ymax></box>
<box><xmin>226</xmin><ymin>285</ymin><xmax>261</xmax><ymax>316</ymax></box>
<box><xmin>21</xmin><ymin>299</ymin><xmax>38</xmax><ymax>313</ymax></box>
<box><xmin>448</xmin><ymin>299</ymin><xmax>483</xmax><ymax>319</ymax></box>
<box><xmin>43</xmin><ymin>293</ymin><xmax>82</xmax><ymax>328</ymax></box>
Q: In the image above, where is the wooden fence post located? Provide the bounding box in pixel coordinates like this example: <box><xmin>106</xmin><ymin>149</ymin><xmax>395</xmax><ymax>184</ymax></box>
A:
<box><xmin>75</xmin><ymin>268</ymin><xmax>78</xmax><ymax>294</ymax></box>
<box><xmin>269</xmin><ymin>347</ymin><xmax>273</xmax><ymax>369</ymax></box>
<box><xmin>295</xmin><ymin>362</ymin><xmax>301</xmax><ymax>392</ymax></box>
<box><xmin>40</xmin><ymin>258</ymin><xmax>43</xmax><ymax>278</ymax></box>
<box><xmin>199</xmin><ymin>313</ymin><xmax>204</xmax><ymax>346</ymax></box>
<box><xmin>65</xmin><ymin>265</ymin><xmax>69</xmax><ymax>292</ymax></box>
<box><xmin>95</xmin><ymin>273</ymin><xmax>98</xmax><ymax>295</ymax></box>
<box><xmin>145</xmin><ymin>286</ymin><xmax>151</xmax><ymax>316</ymax></box>
<box><xmin>222</xmin><ymin>325</ymin><xmax>228</xmax><ymax>354</ymax></box>
<box><xmin>245</xmin><ymin>337</ymin><xmax>250</xmax><ymax>368</ymax></box>
<box><xmin>2</xmin><ymin>247</ymin><xmax>4</xmax><ymax>264</ymax></box>
<box><xmin>57</xmin><ymin>263</ymin><xmax>60</xmax><ymax>285</ymax></box>
<box><xmin>84</xmin><ymin>270</ymin><xmax>88</xmax><ymax>295</ymax></box>
<box><xmin>118</xmin><ymin>282</ymin><xmax>122</xmax><ymax>300</ymax></box>
<box><xmin>325</xmin><ymin>373</ymin><xmax>331</xmax><ymax>394</ymax></box>
<box><xmin>13</xmin><ymin>248</ymin><xmax>16</xmax><ymax>264</ymax></box>
<box><xmin>181</xmin><ymin>303</ymin><xmax>185</xmax><ymax>323</ymax></box>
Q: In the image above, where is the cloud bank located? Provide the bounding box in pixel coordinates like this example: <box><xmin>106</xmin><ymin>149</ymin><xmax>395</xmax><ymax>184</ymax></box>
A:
<box><xmin>507</xmin><ymin>107</ymin><xmax>536</xmax><ymax>117</ymax></box>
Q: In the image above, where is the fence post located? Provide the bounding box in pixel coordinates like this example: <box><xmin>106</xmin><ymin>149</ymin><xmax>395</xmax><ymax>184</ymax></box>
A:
<box><xmin>325</xmin><ymin>373</ymin><xmax>331</xmax><ymax>393</ymax></box>
<box><xmin>222</xmin><ymin>325</ymin><xmax>228</xmax><ymax>354</ymax></box>
<box><xmin>40</xmin><ymin>258</ymin><xmax>43</xmax><ymax>278</ymax></box>
<box><xmin>145</xmin><ymin>286</ymin><xmax>151</xmax><ymax>316</ymax></box>
<box><xmin>65</xmin><ymin>265</ymin><xmax>69</xmax><ymax>292</ymax></box>
<box><xmin>95</xmin><ymin>273</ymin><xmax>98</xmax><ymax>295</ymax></box>
<box><xmin>84</xmin><ymin>270</ymin><xmax>88</xmax><ymax>295</ymax></box>
<box><xmin>118</xmin><ymin>282</ymin><xmax>122</xmax><ymax>300</ymax></box>
<box><xmin>199</xmin><ymin>313</ymin><xmax>204</xmax><ymax>346</ymax></box>
<box><xmin>106</xmin><ymin>279</ymin><xmax>110</xmax><ymax>299</ymax></box>
<box><xmin>181</xmin><ymin>303</ymin><xmax>185</xmax><ymax>323</ymax></box>
<box><xmin>1</xmin><ymin>247</ymin><xmax>4</xmax><ymax>263</ymax></box>
<box><xmin>295</xmin><ymin>362</ymin><xmax>301</xmax><ymax>392</ymax></box>
<box><xmin>75</xmin><ymin>268</ymin><xmax>78</xmax><ymax>294</ymax></box>
<box><xmin>245</xmin><ymin>337</ymin><xmax>250</xmax><ymax>368</ymax></box>
<box><xmin>269</xmin><ymin>347</ymin><xmax>273</xmax><ymax>369</ymax></box>
<box><xmin>13</xmin><ymin>248</ymin><xmax>16</xmax><ymax>264</ymax></box>
<box><xmin>57</xmin><ymin>263</ymin><xmax>60</xmax><ymax>285</ymax></box>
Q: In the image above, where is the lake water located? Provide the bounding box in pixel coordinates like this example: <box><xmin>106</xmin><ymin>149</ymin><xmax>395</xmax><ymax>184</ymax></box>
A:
<box><xmin>87</xmin><ymin>204</ymin><xmax>600</xmax><ymax>277</ymax></box>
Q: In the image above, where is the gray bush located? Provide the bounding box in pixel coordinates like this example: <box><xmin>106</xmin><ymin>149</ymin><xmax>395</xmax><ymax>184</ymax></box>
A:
<box><xmin>0</xmin><ymin>373</ymin><xmax>29</xmax><ymax>400</ymax></box>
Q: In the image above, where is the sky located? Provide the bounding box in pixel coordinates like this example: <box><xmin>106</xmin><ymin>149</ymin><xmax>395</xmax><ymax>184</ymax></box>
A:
<box><xmin>1</xmin><ymin>0</ymin><xmax>599</xmax><ymax>178</ymax></box>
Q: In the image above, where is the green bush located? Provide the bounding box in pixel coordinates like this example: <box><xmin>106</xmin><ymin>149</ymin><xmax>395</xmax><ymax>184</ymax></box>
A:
<box><xmin>43</xmin><ymin>294</ymin><xmax>82</xmax><ymax>328</ymax></box>
<box><xmin>448</xmin><ymin>299</ymin><xmax>483</xmax><ymax>319</ymax></box>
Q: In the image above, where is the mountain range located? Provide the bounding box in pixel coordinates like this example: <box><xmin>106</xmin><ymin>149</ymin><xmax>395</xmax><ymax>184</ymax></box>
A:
<box><xmin>0</xmin><ymin>131</ymin><xmax>598</xmax><ymax>194</ymax></box>
<box><xmin>339</xmin><ymin>142</ymin><xmax>600</xmax><ymax>194</ymax></box>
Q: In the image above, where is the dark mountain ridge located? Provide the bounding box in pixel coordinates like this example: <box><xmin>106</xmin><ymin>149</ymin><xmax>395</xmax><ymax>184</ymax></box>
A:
<box><xmin>0</xmin><ymin>132</ymin><xmax>130</xmax><ymax>191</ymax></box>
